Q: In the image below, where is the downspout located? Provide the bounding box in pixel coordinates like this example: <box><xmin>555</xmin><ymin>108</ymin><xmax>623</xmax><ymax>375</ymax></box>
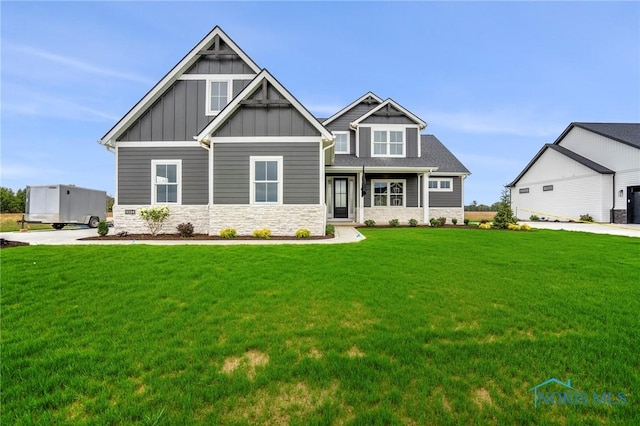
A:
<box><xmin>611</xmin><ymin>172</ymin><xmax>616</xmax><ymax>223</ymax></box>
<box><xmin>322</xmin><ymin>138</ymin><xmax>336</xmax><ymax>228</ymax></box>
<box><xmin>197</xmin><ymin>138</ymin><xmax>213</xmax><ymax>206</ymax></box>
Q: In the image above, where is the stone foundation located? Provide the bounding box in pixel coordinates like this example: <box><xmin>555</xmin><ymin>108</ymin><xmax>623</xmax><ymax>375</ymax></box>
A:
<box><xmin>428</xmin><ymin>207</ymin><xmax>465</xmax><ymax>225</ymax></box>
<box><xmin>363</xmin><ymin>207</ymin><xmax>424</xmax><ymax>225</ymax></box>
<box><xmin>209</xmin><ymin>204</ymin><xmax>325</xmax><ymax>236</ymax></box>
<box><xmin>612</xmin><ymin>209</ymin><xmax>627</xmax><ymax>224</ymax></box>
<box><xmin>113</xmin><ymin>205</ymin><xmax>210</xmax><ymax>235</ymax></box>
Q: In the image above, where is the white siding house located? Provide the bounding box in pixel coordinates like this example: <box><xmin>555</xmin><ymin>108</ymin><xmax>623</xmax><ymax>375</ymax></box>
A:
<box><xmin>509</xmin><ymin>123</ymin><xmax>640</xmax><ymax>224</ymax></box>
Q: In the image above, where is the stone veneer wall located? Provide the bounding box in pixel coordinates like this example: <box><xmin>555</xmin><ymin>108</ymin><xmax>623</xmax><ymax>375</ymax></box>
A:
<box><xmin>113</xmin><ymin>205</ymin><xmax>210</xmax><ymax>235</ymax></box>
<box><xmin>612</xmin><ymin>209</ymin><xmax>627</xmax><ymax>224</ymax></box>
<box><xmin>428</xmin><ymin>207</ymin><xmax>465</xmax><ymax>225</ymax></box>
<box><xmin>363</xmin><ymin>207</ymin><xmax>424</xmax><ymax>225</ymax></box>
<box><xmin>209</xmin><ymin>205</ymin><xmax>326</xmax><ymax>236</ymax></box>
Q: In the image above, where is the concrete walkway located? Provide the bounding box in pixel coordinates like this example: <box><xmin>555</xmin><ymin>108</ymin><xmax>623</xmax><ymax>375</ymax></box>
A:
<box><xmin>525</xmin><ymin>221</ymin><xmax>640</xmax><ymax>238</ymax></box>
<box><xmin>0</xmin><ymin>225</ymin><xmax>366</xmax><ymax>246</ymax></box>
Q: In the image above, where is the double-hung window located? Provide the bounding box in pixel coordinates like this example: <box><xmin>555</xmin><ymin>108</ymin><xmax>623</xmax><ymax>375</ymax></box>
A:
<box><xmin>250</xmin><ymin>156</ymin><xmax>283</xmax><ymax>204</ymax></box>
<box><xmin>152</xmin><ymin>160</ymin><xmax>181</xmax><ymax>204</ymax></box>
<box><xmin>372</xmin><ymin>129</ymin><xmax>404</xmax><ymax>157</ymax></box>
<box><xmin>206</xmin><ymin>80</ymin><xmax>231</xmax><ymax>115</ymax></box>
<box><xmin>372</xmin><ymin>180</ymin><xmax>405</xmax><ymax>207</ymax></box>
<box><xmin>333</xmin><ymin>132</ymin><xmax>350</xmax><ymax>154</ymax></box>
<box><xmin>429</xmin><ymin>178</ymin><xmax>453</xmax><ymax>192</ymax></box>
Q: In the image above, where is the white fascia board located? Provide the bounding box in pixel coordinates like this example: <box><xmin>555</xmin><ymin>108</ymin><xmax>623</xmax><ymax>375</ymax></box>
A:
<box><xmin>196</xmin><ymin>70</ymin><xmax>333</xmax><ymax>142</ymax></box>
<box><xmin>350</xmin><ymin>99</ymin><xmax>427</xmax><ymax>129</ymax></box>
<box><xmin>322</xmin><ymin>91</ymin><xmax>383</xmax><ymax>126</ymax></box>
<box><xmin>177</xmin><ymin>74</ymin><xmax>256</xmax><ymax>81</ymax></box>
<box><xmin>212</xmin><ymin>137</ymin><xmax>322</xmax><ymax>143</ymax></box>
<box><xmin>116</xmin><ymin>141</ymin><xmax>203</xmax><ymax>148</ymax></box>
<box><xmin>100</xmin><ymin>26</ymin><xmax>261</xmax><ymax>147</ymax></box>
<box><xmin>326</xmin><ymin>166</ymin><xmax>439</xmax><ymax>173</ymax></box>
<box><xmin>429</xmin><ymin>172</ymin><xmax>470</xmax><ymax>177</ymax></box>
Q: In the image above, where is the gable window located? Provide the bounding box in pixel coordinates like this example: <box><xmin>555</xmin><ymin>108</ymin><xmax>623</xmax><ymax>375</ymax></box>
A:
<box><xmin>372</xmin><ymin>180</ymin><xmax>405</xmax><ymax>207</ymax></box>
<box><xmin>429</xmin><ymin>178</ymin><xmax>453</xmax><ymax>192</ymax></box>
<box><xmin>372</xmin><ymin>129</ymin><xmax>404</xmax><ymax>157</ymax></box>
<box><xmin>543</xmin><ymin>185</ymin><xmax>554</xmax><ymax>192</ymax></box>
<box><xmin>151</xmin><ymin>160</ymin><xmax>181</xmax><ymax>204</ymax></box>
<box><xmin>250</xmin><ymin>156</ymin><xmax>283</xmax><ymax>204</ymax></box>
<box><xmin>206</xmin><ymin>80</ymin><xmax>231</xmax><ymax>115</ymax></box>
<box><xmin>519</xmin><ymin>188</ymin><xmax>530</xmax><ymax>194</ymax></box>
<box><xmin>333</xmin><ymin>132</ymin><xmax>350</xmax><ymax>154</ymax></box>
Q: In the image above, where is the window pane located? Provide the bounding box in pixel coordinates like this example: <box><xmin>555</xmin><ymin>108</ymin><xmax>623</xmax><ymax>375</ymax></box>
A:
<box><xmin>440</xmin><ymin>180</ymin><xmax>450</xmax><ymax>189</ymax></box>
<box><xmin>390</xmin><ymin>143</ymin><xmax>403</xmax><ymax>155</ymax></box>
<box><xmin>166</xmin><ymin>165</ymin><xmax>177</xmax><ymax>183</ymax></box>
<box><xmin>157</xmin><ymin>185</ymin><xmax>166</xmax><ymax>203</ymax></box>
<box><xmin>374</xmin><ymin>195</ymin><xmax>387</xmax><ymax>206</ymax></box>
<box><xmin>390</xmin><ymin>195</ymin><xmax>403</xmax><ymax>206</ymax></box>
<box><xmin>373</xmin><ymin>131</ymin><xmax>387</xmax><ymax>142</ymax></box>
<box><xmin>167</xmin><ymin>184</ymin><xmax>178</xmax><ymax>202</ymax></box>
<box><xmin>429</xmin><ymin>180</ymin><xmax>438</xmax><ymax>189</ymax></box>
<box><xmin>390</xmin><ymin>182</ymin><xmax>403</xmax><ymax>194</ymax></box>
<box><xmin>374</xmin><ymin>182</ymin><xmax>387</xmax><ymax>194</ymax></box>
<box><xmin>255</xmin><ymin>183</ymin><xmax>266</xmax><ymax>202</ymax></box>
<box><xmin>374</xmin><ymin>142</ymin><xmax>387</xmax><ymax>155</ymax></box>
<box><xmin>335</xmin><ymin>133</ymin><xmax>348</xmax><ymax>152</ymax></box>
<box><xmin>255</xmin><ymin>161</ymin><xmax>266</xmax><ymax>181</ymax></box>
<box><xmin>266</xmin><ymin>161</ymin><xmax>277</xmax><ymax>181</ymax></box>
<box><xmin>390</xmin><ymin>131</ymin><xmax>403</xmax><ymax>143</ymax></box>
<box><xmin>266</xmin><ymin>182</ymin><xmax>278</xmax><ymax>202</ymax></box>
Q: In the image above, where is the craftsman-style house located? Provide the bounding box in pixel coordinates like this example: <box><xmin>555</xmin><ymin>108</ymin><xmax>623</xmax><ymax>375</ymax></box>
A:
<box><xmin>100</xmin><ymin>27</ymin><xmax>469</xmax><ymax>236</ymax></box>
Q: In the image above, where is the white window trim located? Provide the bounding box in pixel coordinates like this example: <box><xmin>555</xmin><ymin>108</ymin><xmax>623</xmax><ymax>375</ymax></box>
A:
<box><xmin>333</xmin><ymin>131</ymin><xmax>350</xmax><ymax>154</ymax></box>
<box><xmin>250</xmin><ymin>156</ymin><xmax>283</xmax><ymax>205</ymax></box>
<box><xmin>151</xmin><ymin>159</ymin><xmax>182</xmax><ymax>204</ymax></box>
<box><xmin>369</xmin><ymin>125</ymin><xmax>406</xmax><ymax>158</ymax></box>
<box><xmin>206</xmin><ymin>79</ymin><xmax>232</xmax><ymax>116</ymax></box>
<box><xmin>429</xmin><ymin>178</ymin><xmax>453</xmax><ymax>192</ymax></box>
<box><xmin>371</xmin><ymin>179</ymin><xmax>406</xmax><ymax>207</ymax></box>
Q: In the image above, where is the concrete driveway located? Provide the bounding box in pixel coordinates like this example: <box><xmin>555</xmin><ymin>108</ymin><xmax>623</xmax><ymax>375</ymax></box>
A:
<box><xmin>525</xmin><ymin>221</ymin><xmax>640</xmax><ymax>238</ymax></box>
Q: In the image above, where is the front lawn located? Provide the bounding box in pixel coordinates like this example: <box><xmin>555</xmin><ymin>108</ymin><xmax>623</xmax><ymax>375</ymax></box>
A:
<box><xmin>2</xmin><ymin>229</ymin><xmax>638</xmax><ymax>424</ymax></box>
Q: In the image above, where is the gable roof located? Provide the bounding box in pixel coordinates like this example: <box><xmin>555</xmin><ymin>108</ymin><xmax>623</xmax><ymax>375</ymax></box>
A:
<box><xmin>196</xmin><ymin>69</ymin><xmax>333</xmax><ymax>141</ymax></box>
<box><xmin>322</xmin><ymin>92</ymin><xmax>383</xmax><ymax>126</ymax></box>
<box><xmin>508</xmin><ymin>143</ymin><xmax>614</xmax><ymax>187</ymax></box>
<box><xmin>555</xmin><ymin>122</ymin><xmax>640</xmax><ymax>150</ymax></box>
<box><xmin>100</xmin><ymin>26</ymin><xmax>261</xmax><ymax>147</ymax></box>
<box><xmin>350</xmin><ymin>98</ymin><xmax>427</xmax><ymax>129</ymax></box>
<box><xmin>330</xmin><ymin>135</ymin><xmax>469</xmax><ymax>174</ymax></box>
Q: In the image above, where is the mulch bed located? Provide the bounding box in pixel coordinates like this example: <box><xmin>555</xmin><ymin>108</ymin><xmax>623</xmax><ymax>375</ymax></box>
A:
<box><xmin>81</xmin><ymin>233</ymin><xmax>334</xmax><ymax>241</ymax></box>
<box><xmin>0</xmin><ymin>238</ymin><xmax>30</xmax><ymax>249</ymax></box>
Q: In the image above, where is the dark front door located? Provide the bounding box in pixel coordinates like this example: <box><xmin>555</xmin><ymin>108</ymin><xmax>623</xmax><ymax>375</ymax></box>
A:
<box><xmin>629</xmin><ymin>186</ymin><xmax>640</xmax><ymax>224</ymax></box>
<box><xmin>334</xmin><ymin>178</ymin><xmax>348</xmax><ymax>218</ymax></box>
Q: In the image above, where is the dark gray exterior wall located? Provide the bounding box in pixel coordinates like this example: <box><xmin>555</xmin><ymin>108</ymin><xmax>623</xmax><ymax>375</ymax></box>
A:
<box><xmin>118</xmin><ymin>147</ymin><xmax>208</xmax><ymax>205</ymax></box>
<box><xmin>356</xmin><ymin>126</ymin><xmax>418</xmax><ymax>158</ymax></box>
<box><xmin>429</xmin><ymin>176</ymin><xmax>463</xmax><ymax>207</ymax></box>
<box><xmin>362</xmin><ymin>174</ymin><xmax>419</xmax><ymax>208</ymax></box>
<box><xmin>213</xmin><ymin>142</ymin><xmax>320</xmax><ymax>205</ymax></box>
<box><xmin>359</xmin><ymin>127</ymin><xmax>371</xmax><ymax>157</ymax></box>
<box><xmin>361</xmin><ymin>113</ymin><xmax>415</xmax><ymax>125</ymax></box>
<box><xmin>184</xmin><ymin>37</ymin><xmax>256</xmax><ymax>74</ymax></box>
<box><xmin>324</xmin><ymin>101</ymin><xmax>380</xmax><ymax>132</ymax></box>
<box><xmin>118</xmin><ymin>79</ymin><xmax>252</xmax><ymax>142</ymax></box>
<box><xmin>213</xmin><ymin>106</ymin><xmax>320</xmax><ymax>137</ymax></box>
<box><xmin>406</xmin><ymin>128</ymin><xmax>418</xmax><ymax>158</ymax></box>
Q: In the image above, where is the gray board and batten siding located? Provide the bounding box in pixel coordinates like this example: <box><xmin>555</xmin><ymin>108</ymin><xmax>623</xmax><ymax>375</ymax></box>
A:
<box><xmin>213</xmin><ymin>83</ymin><xmax>320</xmax><ymax>137</ymax></box>
<box><xmin>358</xmin><ymin>127</ymin><xmax>419</xmax><ymax>158</ymax></box>
<box><xmin>117</xmin><ymin>79</ymin><xmax>252</xmax><ymax>142</ymax></box>
<box><xmin>184</xmin><ymin>35</ymin><xmax>256</xmax><ymax>75</ymax></box>
<box><xmin>323</xmin><ymin>99</ymin><xmax>381</xmax><ymax>132</ymax></box>
<box><xmin>118</xmin><ymin>147</ymin><xmax>208</xmax><ymax>205</ymax></box>
<box><xmin>213</xmin><ymin>143</ymin><xmax>320</xmax><ymax>205</ymax></box>
<box><xmin>429</xmin><ymin>176</ymin><xmax>463</xmax><ymax>208</ymax></box>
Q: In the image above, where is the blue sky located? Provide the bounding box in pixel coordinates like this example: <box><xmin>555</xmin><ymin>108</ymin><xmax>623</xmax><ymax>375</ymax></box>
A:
<box><xmin>2</xmin><ymin>1</ymin><xmax>639</xmax><ymax>205</ymax></box>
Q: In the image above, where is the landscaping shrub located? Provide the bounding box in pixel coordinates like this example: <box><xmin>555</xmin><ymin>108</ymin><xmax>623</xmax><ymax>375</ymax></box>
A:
<box><xmin>389</xmin><ymin>218</ymin><xmax>400</xmax><ymax>227</ymax></box>
<box><xmin>580</xmin><ymin>213</ymin><xmax>593</xmax><ymax>222</ymax></box>
<box><xmin>364</xmin><ymin>219</ymin><xmax>376</xmax><ymax>227</ymax></box>
<box><xmin>97</xmin><ymin>220</ymin><xmax>109</xmax><ymax>236</ymax></box>
<box><xmin>176</xmin><ymin>222</ymin><xmax>194</xmax><ymax>237</ymax></box>
<box><xmin>437</xmin><ymin>217</ymin><xmax>446</xmax><ymax>226</ymax></box>
<box><xmin>464</xmin><ymin>218</ymin><xmax>469</xmax><ymax>225</ymax></box>
<box><xmin>451</xmin><ymin>218</ymin><xmax>458</xmax><ymax>225</ymax></box>
<box><xmin>408</xmin><ymin>218</ymin><xmax>418</xmax><ymax>227</ymax></box>
<box><xmin>529</xmin><ymin>214</ymin><xmax>540</xmax><ymax>221</ymax></box>
<box><xmin>429</xmin><ymin>218</ymin><xmax>439</xmax><ymax>227</ymax></box>
<box><xmin>479</xmin><ymin>223</ymin><xmax>492</xmax><ymax>230</ymax></box>
<box><xmin>253</xmin><ymin>228</ymin><xmax>272</xmax><ymax>239</ymax></box>
<box><xmin>325</xmin><ymin>224</ymin><xmax>335</xmax><ymax>236</ymax></box>
<box><xmin>507</xmin><ymin>223</ymin><xmax>521</xmax><ymax>231</ymax></box>
<box><xmin>139</xmin><ymin>206</ymin><xmax>170</xmax><ymax>236</ymax></box>
<box><xmin>219</xmin><ymin>228</ymin><xmax>237</xmax><ymax>239</ymax></box>
<box><xmin>295</xmin><ymin>228</ymin><xmax>311</xmax><ymax>238</ymax></box>
<box><xmin>520</xmin><ymin>223</ymin><xmax>531</xmax><ymax>231</ymax></box>
<box><xmin>493</xmin><ymin>187</ymin><xmax>518</xmax><ymax>229</ymax></box>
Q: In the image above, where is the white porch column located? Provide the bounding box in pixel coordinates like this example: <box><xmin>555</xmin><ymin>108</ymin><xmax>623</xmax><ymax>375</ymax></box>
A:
<box><xmin>423</xmin><ymin>172</ymin><xmax>429</xmax><ymax>223</ymax></box>
<box><xmin>359</xmin><ymin>170</ymin><xmax>365</xmax><ymax>223</ymax></box>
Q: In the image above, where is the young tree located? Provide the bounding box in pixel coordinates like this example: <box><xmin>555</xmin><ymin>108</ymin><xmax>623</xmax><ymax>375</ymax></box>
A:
<box><xmin>493</xmin><ymin>187</ymin><xmax>518</xmax><ymax>229</ymax></box>
<box><xmin>0</xmin><ymin>187</ymin><xmax>17</xmax><ymax>213</ymax></box>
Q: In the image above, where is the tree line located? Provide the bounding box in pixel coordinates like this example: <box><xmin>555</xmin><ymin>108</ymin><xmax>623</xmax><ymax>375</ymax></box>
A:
<box><xmin>464</xmin><ymin>200</ymin><xmax>500</xmax><ymax>212</ymax></box>
<box><xmin>0</xmin><ymin>187</ymin><xmax>114</xmax><ymax>213</ymax></box>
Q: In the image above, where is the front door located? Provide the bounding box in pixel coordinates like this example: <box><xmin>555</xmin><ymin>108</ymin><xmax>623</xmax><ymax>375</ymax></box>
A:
<box><xmin>629</xmin><ymin>186</ymin><xmax>640</xmax><ymax>224</ymax></box>
<box><xmin>334</xmin><ymin>178</ymin><xmax>348</xmax><ymax>218</ymax></box>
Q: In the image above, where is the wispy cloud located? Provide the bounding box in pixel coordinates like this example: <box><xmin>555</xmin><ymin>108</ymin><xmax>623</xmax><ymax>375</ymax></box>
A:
<box><xmin>422</xmin><ymin>107</ymin><xmax>564</xmax><ymax>138</ymax></box>
<box><xmin>5</xmin><ymin>42</ymin><xmax>154</xmax><ymax>85</ymax></box>
<box><xmin>3</xmin><ymin>98</ymin><xmax>120</xmax><ymax>123</ymax></box>
<box><xmin>0</xmin><ymin>163</ymin><xmax>64</xmax><ymax>181</ymax></box>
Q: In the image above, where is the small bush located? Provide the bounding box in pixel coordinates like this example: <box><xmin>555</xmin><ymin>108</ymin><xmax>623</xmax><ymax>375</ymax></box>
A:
<box><xmin>219</xmin><ymin>228</ymin><xmax>237</xmax><ymax>239</ymax></box>
<box><xmin>451</xmin><ymin>218</ymin><xmax>458</xmax><ymax>225</ymax></box>
<box><xmin>464</xmin><ymin>218</ymin><xmax>469</xmax><ymax>225</ymax></box>
<box><xmin>389</xmin><ymin>218</ymin><xmax>400</xmax><ymax>227</ymax></box>
<box><xmin>437</xmin><ymin>217</ymin><xmax>446</xmax><ymax>226</ymax></box>
<box><xmin>325</xmin><ymin>224</ymin><xmax>335</xmax><ymax>236</ymax></box>
<box><xmin>480</xmin><ymin>218</ymin><xmax>489</xmax><ymax>224</ymax></box>
<box><xmin>295</xmin><ymin>228</ymin><xmax>311</xmax><ymax>238</ymax></box>
<box><xmin>507</xmin><ymin>223</ymin><xmax>521</xmax><ymax>231</ymax></box>
<box><xmin>479</xmin><ymin>223</ymin><xmax>492</xmax><ymax>230</ymax></box>
<box><xmin>364</xmin><ymin>219</ymin><xmax>376</xmax><ymax>227</ymax></box>
<box><xmin>430</xmin><ymin>218</ymin><xmax>444</xmax><ymax>228</ymax></box>
<box><xmin>579</xmin><ymin>214</ymin><xmax>593</xmax><ymax>222</ymax></box>
<box><xmin>529</xmin><ymin>215</ymin><xmax>540</xmax><ymax>221</ymax></box>
<box><xmin>408</xmin><ymin>218</ymin><xmax>418</xmax><ymax>227</ymax></box>
<box><xmin>520</xmin><ymin>223</ymin><xmax>531</xmax><ymax>231</ymax></box>
<box><xmin>253</xmin><ymin>228</ymin><xmax>271</xmax><ymax>239</ymax></box>
<box><xmin>97</xmin><ymin>220</ymin><xmax>109</xmax><ymax>236</ymax></box>
<box><xmin>176</xmin><ymin>222</ymin><xmax>194</xmax><ymax>237</ymax></box>
<box><xmin>139</xmin><ymin>206</ymin><xmax>170</xmax><ymax>236</ymax></box>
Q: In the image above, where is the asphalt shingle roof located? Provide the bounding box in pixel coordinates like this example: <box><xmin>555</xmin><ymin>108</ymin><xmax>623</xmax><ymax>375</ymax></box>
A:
<box><xmin>563</xmin><ymin>123</ymin><xmax>640</xmax><ymax>149</ymax></box>
<box><xmin>330</xmin><ymin>135</ymin><xmax>470</xmax><ymax>174</ymax></box>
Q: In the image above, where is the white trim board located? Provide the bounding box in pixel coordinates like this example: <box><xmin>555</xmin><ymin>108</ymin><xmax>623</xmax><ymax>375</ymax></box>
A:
<box><xmin>178</xmin><ymin>74</ymin><xmax>256</xmax><ymax>81</ymax></box>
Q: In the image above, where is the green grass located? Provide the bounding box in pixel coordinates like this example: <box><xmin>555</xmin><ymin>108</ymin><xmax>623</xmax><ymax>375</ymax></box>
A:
<box><xmin>2</xmin><ymin>228</ymin><xmax>639</xmax><ymax>424</ymax></box>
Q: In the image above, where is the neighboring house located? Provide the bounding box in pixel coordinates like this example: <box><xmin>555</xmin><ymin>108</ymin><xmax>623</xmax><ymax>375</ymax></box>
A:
<box><xmin>509</xmin><ymin>123</ymin><xmax>640</xmax><ymax>224</ymax></box>
<box><xmin>100</xmin><ymin>27</ymin><xmax>469</xmax><ymax>235</ymax></box>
